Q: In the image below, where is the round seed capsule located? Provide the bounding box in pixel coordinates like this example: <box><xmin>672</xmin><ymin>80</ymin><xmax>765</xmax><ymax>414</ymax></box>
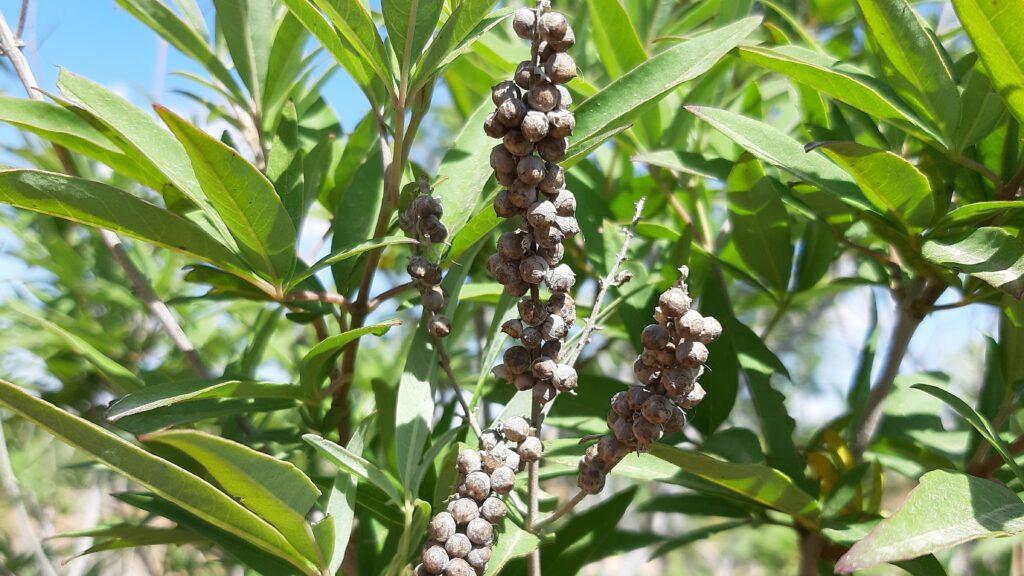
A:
<box><xmin>423</xmin><ymin>286</ymin><xmax>445</xmax><ymax>312</ymax></box>
<box><xmin>519</xmin><ymin>255</ymin><xmax>549</xmax><ymax>284</ymax></box>
<box><xmin>502</xmin><ymin>416</ymin><xmax>531</xmax><ymax>443</ymax></box>
<box><xmin>514</xmin><ymin>372</ymin><xmax>537</xmax><ymax>391</ymax></box>
<box><xmin>539</xmin><ymin>164</ymin><xmax>564</xmax><ymax>195</ymax></box>
<box><xmin>547</xmin><ymin>109</ymin><xmax>575</xmax><ymax>138</ymax></box>
<box><xmin>445</xmin><ymin>533</ymin><xmax>472</xmax><ymax>559</ymax></box>
<box><xmin>676</xmin><ymin>341</ymin><xmax>709</xmax><ymax>367</ymax></box>
<box><xmin>517</xmin><ymin>156</ymin><xmax>546</xmax><ymax>185</ymax></box>
<box><xmin>518</xmin><ymin>436</ymin><xmax>543</xmax><ymax>462</ymax></box>
<box><xmin>429</xmin><ymin>512</ymin><xmax>457</xmax><ymax>542</ymax></box>
<box><xmin>503</xmin><ymin>129</ymin><xmax>534</xmax><ymax>156</ymax></box>
<box><xmin>422</xmin><ymin>544</ymin><xmax>449</xmax><ymax>574</ymax></box>
<box><xmin>480</xmin><ymin>496</ymin><xmax>507</xmax><ymax>523</ymax></box>
<box><xmin>449</xmin><ymin>497</ymin><xmax>479</xmax><ymax>524</ymax></box>
<box><xmin>428</xmin><ymin>314</ymin><xmax>451</xmax><ymax>338</ymax></box>
<box><xmin>533</xmin><ymin>381</ymin><xmax>557</xmax><ymax>405</ymax></box>
<box><xmin>467</xmin><ymin>545</ymin><xmax>492</xmax><ymax>572</ymax></box>
<box><xmin>528</xmin><ymin>82</ymin><xmax>560</xmax><ymax>112</ymax></box>
<box><xmin>537</xmin><ymin>137</ymin><xmax>568</xmax><ymax>163</ymax></box>
<box><xmin>544</xmin><ymin>52</ymin><xmax>577</xmax><ymax>84</ymax></box>
<box><xmin>680</xmin><ymin>383</ymin><xmax>706</xmax><ymax>409</ymax></box>
<box><xmin>549</xmin><ymin>24</ymin><xmax>575</xmax><ymax>52</ymax></box>
<box><xmin>504</xmin><ymin>346</ymin><xmax>531</xmax><ymax>374</ymax></box>
<box><xmin>508</xmin><ymin>180</ymin><xmax>538</xmax><ymax>208</ymax></box>
<box><xmin>663</xmin><ymin>406</ymin><xmax>688</xmax><ymax>434</ymax></box>
<box><xmin>551</xmin><ymin>363</ymin><xmax>578</xmax><ymax>392</ymax></box>
<box><xmin>642</xmin><ymin>324</ymin><xmax>672</xmax><ymax>350</ymax></box>
<box><xmin>457</xmin><ymin>449</ymin><xmax>482</xmax><ymax>474</ymax></box>
<box><xmin>490</xmin><ymin>466</ymin><xmax>516</xmax><ymax>494</ymax></box>
<box><xmin>514</xmin><ymin>60</ymin><xmax>533</xmax><ymax>89</ymax></box>
<box><xmin>491</xmin><ymin>80</ymin><xmax>520</xmax><ymax>106</ymax></box>
<box><xmin>527</xmin><ymin>200</ymin><xmax>558</xmax><ymax>228</ymax></box>
<box><xmin>550</xmin><ymin>189</ymin><xmax>576</xmax><ymax>216</ymax></box>
<box><xmin>512</xmin><ymin>7</ymin><xmax>536</xmax><ymax>39</ymax></box>
<box><xmin>545</xmin><ymin>264</ymin><xmax>576</xmax><ymax>292</ymax></box>
<box><xmin>521</xmin><ymin>110</ymin><xmax>550</xmax><ymax>142</ymax></box>
<box><xmin>495</xmin><ymin>97</ymin><xmax>528</xmax><ymax>128</ymax></box>
<box><xmin>447</xmin><ymin>558</ymin><xmax>475</xmax><ymax>576</ymax></box>
<box><xmin>484</xmin><ymin>112</ymin><xmax>508</xmax><ymax>138</ymax></box>
<box><xmin>466</xmin><ymin>518</ymin><xmax>494</xmax><ymax>545</ymax></box>
<box><xmin>531</xmin><ymin>356</ymin><xmax>557</xmax><ymax>380</ymax></box>
<box><xmin>698</xmin><ymin>316</ymin><xmax>723</xmax><ymax>343</ymax></box>
<box><xmin>577</xmin><ymin>464</ymin><xmax>606</xmax><ymax>495</ymax></box>
<box><xmin>490</xmin><ymin>144</ymin><xmax>516</xmax><ymax>172</ymax></box>
<box><xmin>633</xmin><ymin>359</ymin><xmax>660</xmax><ymax>385</ymax></box>
<box><xmin>641</xmin><ymin>394</ymin><xmax>675</xmax><ymax>425</ymax></box>
<box><xmin>659</xmin><ymin>288</ymin><xmax>691</xmax><ymax>317</ymax></box>
<box><xmin>540</xmin><ymin>11</ymin><xmax>568</xmax><ymax>41</ymax></box>
<box><xmin>463</xmin><ymin>471</ymin><xmax>491</xmax><ymax>501</ymax></box>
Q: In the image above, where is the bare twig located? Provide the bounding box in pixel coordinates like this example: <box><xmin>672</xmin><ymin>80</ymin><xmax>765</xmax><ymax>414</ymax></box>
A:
<box><xmin>535</xmin><ymin>489</ymin><xmax>586</xmax><ymax>531</ymax></box>
<box><xmin>565</xmin><ymin>198</ymin><xmax>646</xmax><ymax>366</ymax></box>
<box><xmin>0</xmin><ymin>8</ymin><xmax>211</xmax><ymax>379</ymax></box>
<box><xmin>0</xmin><ymin>419</ymin><xmax>59</xmax><ymax>576</ymax></box>
<box><xmin>436</xmin><ymin>340</ymin><xmax>484</xmax><ymax>439</ymax></box>
<box><xmin>1004</xmin><ymin>165</ymin><xmax>1024</xmax><ymax>199</ymax></box>
<box><xmin>972</xmin><ymin>432</ymin><xmax>1024</xmax><ymax>478</ymax></box>
<box><xmin>367</xmin><ymin>281</ymin><xmax>418</xmax><ymax>312</ymax></box>
<box><xmin>284</xmin><ymin>290</ymin><xmax>351</xmax><ymax>309</ymax></box>
<box><xmin>16</xmin><ymin>0</ymin><xmax>28</xmax><ymax>38</ymax></box>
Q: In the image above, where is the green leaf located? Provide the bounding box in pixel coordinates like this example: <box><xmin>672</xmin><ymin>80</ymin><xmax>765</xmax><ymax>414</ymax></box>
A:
<box><xmin>725</xmin><ymin>154</ymin><xmax>794</xmax><ymax>292</ymax></box>
<box><xmin>0</xmin><ymin>170</ymin><xmax>247</xmax><ymax>276</ymax></box>
<box><xmin>383</xmin><ymin>0</ymin><xmax>444</xmax><ymax>75</ymax></box>
<box><xmin>267</xmin><ymin>101</ymin><xmax>306</xmax><ymax>230</ymax></box>
<box><xmin>650</xmin><ymin>520</ymin><xmax>747</xmax><ymax>559</ymax></box>
<box><xmin>0</xmin><ymin>379</ymin><xmax>318</xmax><ymax>575</ymax></box>
<box><xmin>115</xmin><ymin>0</ymin><xmax>244</xmax><ymax>104</ymax></box>
<box><xmin>687</xmin><ymin>106</ymin><xmax>868</xmax><ymax>210</ymax></box>
<box><xmin>587</xmin><ymin>0</ymin><xmax>648</xmax><ymax>79</ymax></box>
<box><xmin>922</xmin><ymin>227</ymin><xmax>1024</xmax><ymax>299</ymax></box>
<box><xmin>737</xmin><ymin>45</ymin><xmax>943</xmax><ymax>143</ymax></box>
<box><xmin>157</xmin><ymin>106</ymin><xmax>297</xmax><ymax>284</ymax></box>
<box><xmin>308</xmin><ymin>0</ymin><xmax>393</xmax><ymax>87</ymax></box>
<box><xmin>289</xmin><ymin>236</ymin><xmax>417</xmax><ymax>288</ymax></box>
<box><xmin>9</xmin><ymin>303</ymin><xmax>144</xmax><ymax>394</ymax></box>
<box><xmin>212</xmin><ymin>0</ymin><xmax>273</xmax><ymax>99</ymax></box>
<box><xmin>107</xmin><ymin>379</ymin><xmax>303</xmax><ymax>421</ymax></box>
<box><xmin>836</xmin><ymin>470</ymin><xmax>1024</xmax><ymax>573</ymax></box>
<box><xmin>331</xmin><ymin>148</ymin><xmax>384</xmax><ymax>292</ymax></box>
<box><xmin>114</xmin><ymin>399</ymin><xmax>294</xmax><ymax>436</ymax></box>
<box><xmin>411</xmin><ymin>0</ymin><xmax>504</xmax><ymax>94</ymax></box>
<box><xmin>935</xmin><ymin>201</ymin><xmax>1024</xmax><ymax>233</ymax></box>
<box><xmin>856</xmin><ymin>0</ymin><xmax>960</xmax><ymax>142</ymax></box>
<box><xmin>848</xmin><ymin>296</ymin><xmax>880</xmax><ymax>443</ymax></box>
<box><xmin>0</xmin><ymin>97</ymin><xmax>165</xmax><ymax>191</ymax></box>
<box><xmin>55</xmin><ymin>70</ymin><xmax>231</xmax><ymax>241</ymax></box>
<box><xmin>573</xmin><ymin>17</ymin><xmax>760</xmax><ymax>149</ymax></box>
<box><xmin>633</xmin><ymin>149</ymin><xmax>732</xmax><ymax>181</ymax></box>
<box><xmin>302</xmin><ymin>434</ymin><xmax>403</xmax><ymax>505</ymax></box>
<box><xmin>434</xmin><ymin>100</ymin><xmax>498</xmax><ymax>241</ymax></box>
<box><xmin>322</xmin><ymin>417</ymin><xmax>371</xmax><ymax>574</ymax></box>
<box><xmin>952</xmin><ymin>0</ymin><xmax>1024</xmax><ymax>126</ymax></box>
<box><xmin>59</xmin><ymin>526</ymin><xmax>201</xmax><ymax>560</ymax></box>
<box><xmin>648</xmin><ymin>443</ymin><xmax>820</xmax><ymax>519</ymax></box>
<box><xmin>144</xmin><ymin>430</ymin><xmax>323</xmax><ymax>565</ymax></box>
<box><xmin>298</xmin><ymin>321</ymin><xmax>401</xmax><ymax>398</ymax></box>
<box><xmin>956</xmin><ymin>67</ymin><xmax>1008</xmax><ymax>151</ymax></box>
<box><xmin>638</xmin><ymin>493</ymin><xmax>755</xmax><ymax>518</ymax></box>
<box><xmin>483</xmin><ymin>517</ymin><xmax>540</xmax><ymax>575</ymax></box>
<box><xmin>816</xmin><ymin>141</ymin><xmax>934</xmax><ymax>229</ymax></box>
<box><xmin>912</xmin><ymin>383</ymin><xmax>1024</xmax><ymax>484</ymax></box>
<box><xmin>541</xmin><ymin>487</ymin><xmax>638</xmax><ymax>574</ymax></box>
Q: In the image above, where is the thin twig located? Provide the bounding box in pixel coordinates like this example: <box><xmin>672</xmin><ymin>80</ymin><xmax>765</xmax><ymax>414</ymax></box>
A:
<box><xmin>534</xmin><ymin>489</ymin><xmax>586</xmax><ymax>531</ymax></box>
<box><xmin>0</xmin><ymin>8</ymin><xmax>211</xmax><ymax>379</ymax></box>
<box><xmin>565</xmin><ymin>198</ymin><xmax>646</xmax><ymax>366</ymax></box>
<box><xmin>0</xmin><ymin>419</ymin><xmax>59</xmax><ymax>576</ymax></box>
<box><xmin>437</xmin><ymin>340</ymin><xmax>484</xmax><ymax>439</ymax></box>
<box><xmin>1004</xmin><ymin>165</ymin><xmax>1024</xmax><ymax>199</ymax></box>
<box><xmin>284</xmin><ymin>290</ymin><xmax>350</xmax><ymax>309</ymax></box>
<box><xmin>972</xmin><ymin>433</ymin><xmax>1024</xmax><ymax>478</ymax></box>
<box><xmin>367</xmin><ymin>281</ymin><xmax>418</xmax><ymax>312</ymax></box>
<box><xmin>950</xmin><ymin>152</ymin><xmax>1002</xmax><ymax>188</ymax></box>
<box><xmin>16</xmin><ymin>0</ymin><xmax>28</xmax><ymax>38</ymax></box>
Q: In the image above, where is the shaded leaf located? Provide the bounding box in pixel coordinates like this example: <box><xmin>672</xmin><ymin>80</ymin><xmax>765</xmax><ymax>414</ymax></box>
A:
<box><xmin>952</xmin><ymin>0</ymin><xmax>1024</xmax><ymax>126</ymax></box>
<box><xmin>725</xmin><ymin>154</ymin><xmax>794</xmax><ymax>292</ymax></box>
<box><xmin>107</xmin><ymin>379</ymin><xmax>302</xmax><ymax>421</ymax></box>
<box><xmin>298</xmin><ymin>321</ymin><xmax>401</xmax><ymax>398</ymax></box>
<box><xmin>922</xmin><ymin>227</ymin><xmax>1024</xmax><ymax>298</ymax></box>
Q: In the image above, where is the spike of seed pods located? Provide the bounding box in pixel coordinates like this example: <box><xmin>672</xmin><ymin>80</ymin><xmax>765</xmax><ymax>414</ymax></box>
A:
<box><xmin>576</xmin><ymin>266</ymin><xmax>720</xmax><ymax>495</ymax></box>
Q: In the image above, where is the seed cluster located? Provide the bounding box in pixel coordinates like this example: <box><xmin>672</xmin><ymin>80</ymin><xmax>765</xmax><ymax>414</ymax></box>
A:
<box><xmin>400</xmin><ymin>180</ymin><xmax>452</xmax><ymax>339</ymax></box>
<box><xmin>417</xmin><ymin>417</ymin><xmax>541</xmax><ymax>575</ymax></box>
<box><xmin>485</xmin><ymin>1</ymin><xmax>579</xmax><ymax>407</ymax></box>
<box><xmin>577</xmin><ymin>268</ymin><xmax>722</xmax><ymax>494</ymax></box>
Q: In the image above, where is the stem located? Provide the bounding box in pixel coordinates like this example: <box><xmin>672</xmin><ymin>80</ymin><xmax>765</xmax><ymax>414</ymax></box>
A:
<box><xmin>284</xmin><ymin>290</ymin><xmax>351</xmax><ymax>309</ymax></box>
<box><xmin>367</xmin><ymin>281</ymin><xmax>418</xmax><ymax>312</ymax></box>
<box><xmin>973</xmin><ymin>433</ymin><xmax>1024</xmax><ymax>477</ymax></box>
<box><xmin>565</xmin><ymin>198</ymin><xmax>645</xmax><ymax>366</ymax></box>
<box><xmin>0</xmin><ymin>8</ymin><xmax>211</xmax><ymax>379</ymax></box>
<box><xmin>950</xmin><ymin>152</ymin><xmax>1002</xmax><ymax>188</ymax></box>
<box><xmin>798</xmin><ymin>530</ymin><xmax>825</xmax><ymax>576</ymax></box>
<box><xmin>851</xmin><ymin>280</ymin><xmax>945</xmax><ymax>458</ymax></box>
<box><xmin>760</xmin><ymin>295</ymin><xmax>790</xmax><ymax>340</ymax></box>
<box><xmin>534</xmin><ymin>489</ymin><xmax>586</xmax><ymax>531</ymax></box>
<box><xmin>1004</xmin><ymin>164</ymin><xmax>1024</xmax><ymax>199</ymax></box>
<box><xmin>0</xmin><ymin>419</ymin><xmax>59</xmax><ymax>576</ymax></box>
<box><xmin>437</xmin><ymin>340</ymin><xmax>484</xmax><ymax>439</ymax></box>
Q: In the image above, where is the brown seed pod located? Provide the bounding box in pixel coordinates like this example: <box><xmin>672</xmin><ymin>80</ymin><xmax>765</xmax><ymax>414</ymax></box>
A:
<box><xmin>661</xmin><ymin>366</ymin><xmax>698</xmax><ymax>398</ymax></box>
<box><xmin>676</xmin><ymin>340</ymin><xmax>709</xmax><ymax>367</ymax></box>
<box><xmin>492</xmin><ymin>80</ymin><xmax>521</xmax><ymax>106</ymax></box>
<box><xmin>641</xmin><ymin>394</ymin><xmax>674</xmax><ymax>425</ymax></box>
<box><xmin>422</xmin><ymin>544</ymin><xmax>449</xmax><ymax>574</ymax></box>
<box><xmin>554</xmin><ymin>215</ymin><xmax>580</xmax><ymax>237</ymax></box>
<box><xmin>550</xmin><ymin>189</ymin><xmax>576</xmax><ymax>216</ymax></box>
<box><xmin>445</xmin><ymin>533</ymin><xmax>472</xmax><ymax>559</ymax></box>
<box><xmin>466</xmin><ymin>517</ymin><xmax>494</xmax><ymax>545</ymax></box>
<box><xmin>545</xmin><ymin>263</ymin><xmax>576</xmax><ymax>292</ymax></box>
<box><xmin>506</xmin><ymin>279</ymin><xmax>530</xmax><ymax>297</ymax></box>
<box><xmin>484</xmin><ymin>112</ymin><xmax>508</xmax><ymax>138</ymax></box>
<box><xmin>503</xmin><ymin>346</ymin><xmax>532</xmax><ymax>374</ymax></box>
<box><xmin>502</xmin><ymin>416</ymin><xmax>531</xmax><ymax>443</ymax></box>
<box><xmin>555</xmin><ymin>85</ymin><xmax>573</xmax><ymax>109</ymax></box>
<box><xmin>504</xmin><ymin>449</ymin><xmax>522</xmax><ymax>472</ymax></box>
<box><xmin>551</xmin><ymin>363</ymin><xmax>578</xmax><ymax>392</ymax></box>
<box><xmin>514</xmin><ymin>60</ymin><xmax>533</xmax><ymax>89</ymax></box>
<box><xmin>508</xmin><ymin>180</ymin><xmax>538</xmax><ymax>209</ymax></box>
<box><xmin>462</xmin><ymin>471</ymin><xmax>491</xmax><ymax>501</ymax></box>
<box><xmin>429</xmin><ymin>511</ymin><xmax>457</xmax><ymax>542</ymax></box>
<box><xmin>496</xmin><ymin>167</ymin><xmax>517</xmax><ymax>187</ymax></box>
<box><xmin>513</xmin><ymin>372</ymin><xmax>536</xmax><ymax>391</ymax></box>
<box><xmin>480</xmin><ymin>496</ymin><xmax>507</xmax><ymax>523</ymax></box>
<box><xmin>518</xmin><ymin>435</ymin><xmax>544</xmax><ymax>462</ymax></box>
<box><xmin>663</xmin><ymin>406</ymin><xmax>688</xmax><ymax>434</ymax></box>
<box><xmin>446</xmin><ymin>558</ymin><xmax>475</xmax><ymax>576</ymax></box>
<box><xmin>659</xmin><ymin>288</ymin><xmax>690</xmax><ymax>318</ymax></box>
<box><xmin>549</xmin><ymin>24</ymin><xmax>575</xmax><ymax>52</ymax></box>
<box><xmin>632</xmin><ymin>417</ymin><xmax>664</xmax><ymax>449</ymax></box>
<box><xmin>518</xmin><ymin>296</ymin><xmax>548</xmax><ymax>326</ymax></box>
<box><xmin>428</xmin><ymin>314</ymin><xmax>451</xmax><ymax>338</ymax></box>
<box><xmin>544</xmin><ymin>52</ymin><xmax>577</xmax><ymax>84</ymax></box>
<box><xmin>448</xmin><ymin>497</ymin><xmax>479</xmax><ymax>524</ymax></box>
<box><xmin>491</xmin><ymin>363</ymin><xmax>510</xmax><ymax>382</ymax></box>
<box><xmin>533</xmin><ymin>380</ymin><xmax>557</xmax><ymax>405</ymax></box>
<box><xmin>539</xmin><ymin>163</ymin><xmax>565</xmax><ymax>194</ymax></box>
<box><xmin>611</xmin><ymin>415</ymin><xmax>635</xmax><ymax>444</ymax></box>
<box><xmin>503</xmin><ymin>129</ymin><xmax>535</xmax><ymax>156</ymax></box>
<box><xmin>406</xmin><ymin>255</ymin><xmax>431</xmax><ymax>280</ymax></box>
<box><xmin>489</xmin><ymin>144</ymin><xmax>516</xmax><ymax>173</ymax></box>
<box><xmin>540</xmin><ymin>11</ymin><xmax>568</xmax><ymax>41</ymax></box>
<box><xmin>520</xmin><ymin>326</ymin><xmax>543</xmax><ymax>349</ymax></box>
<box><xmin>528</xmin><ymin>82</ymin><xmax>560</xmax><ymax>112</ymax></box>
<box><xmin>577</xmin><ymin>463</ymin><xmax>606</xmax><ymax>494</ymax></box>
<box><xmin>547</xmin><ymin>292</ymin><xmax>575</xmax><ymax>324</ymax></box>
<box><xmin>611</xmin><ymin>391</ymin><xmax>631</xmax><ymax>417</ymax></box>
<box><xmin>521</xmin><ymin>110</ymin><xmax>550</xmax><ymax>142</ymax></box>
<box><xmin>531</xmin><ymin>356</ymin><xmax>556</xmax><ymax>380</ymax></box>
<box><xmin>497</xmin><ymin>231</ymin><xmax>530</xmax><ymax>260</ymax></box>
<box><xmin>466</xmin><ymin>545</ymin><xmax>492</xmax><ymax>572</ymax></box>
<box><xmin>597</xmin><ymin>435</ymin><xmax>628</xmax><ymax>469</ymax></box>
<box><xmin>495</xmin><ymin>97</ymin><xmax>528</xmax><ymax>127</ymax></box>
<box><xmin>680</xmin><ymin>382</ymin><xmax>706</xmax><ymax>409</ymax></box>
<box><xmin>526</xmin><ymin>200</ymin><xmax>558</xmax><ymax>228</ymax></box>
<box><xmin>541</xmin><ymin>339</ymin><xmax>562</xmax><ymax>360</ymax></box>
<box><xmin>538</xmin><ymin>242</ymin><xmax>565</xmax><ymax>266</ymax></box>
<box><xmin>501</xmin><ymin>318</ymin><xmax>525</xmax><ymax>339</ymax></box>
<box><xmin>423</xmin><ymin>285</ymin><xmax>445</xmax><ymax>312</ymax></box>
<box><xmin>626</xmin><ymin>386</ymin><xmax>653</xmax><ymax>411</ymax></box>
<box><xmin>642</xmin><ymin>324</ymin><xmax>672</xmax><ymax>350</ymax></box>
<box><xmin>633</xmin><ymin>358</ymin><xmax>660</xmax><ymax>385</ymax></box>
<box><xmin>517</xmin><ymin>155</ymin><xmax>546</xmax><ymax>185</ymax></box>
<box><xmin>677</xmin><ymin>309</ymin><xmax>705</xmax><ymax>338</ymax></box>
<box><xmin>512</xmin><ymin>7</ymin><xmax>536</xmax><ymax>39</ymax></box>
<box><xmin>490</xmin><ymin>466</ymin><xmax>516</xmax><ymax>494</ymax></box>
<box><xmin>537</xmin><ymin>136</ymin><xmax>568</xmax><ymax>163</ymax></box>
<box><xmin>457</xmin><ymin>449</ymin><xmax>482</xmax><ymax>474</ymax></box>
<box><xmin>698</xmin><ymin>316</ymin><xmax>723</xmax><ymax>344</ymax></box>
<box><xmin>533</xmin><ymin>223</ymin><xmax>565</xmax><ymax>248</ymax></box>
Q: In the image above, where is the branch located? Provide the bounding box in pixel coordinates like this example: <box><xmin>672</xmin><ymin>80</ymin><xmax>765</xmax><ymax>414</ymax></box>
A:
<box><xmin>436</xmin><ymin>339</ymin><xmax>484</xmax><ymax>440</ymax></box>
<box><xmin>0</xmin><ymin>8</ymin><xmax>210</xmax><ymax>379</ymax></box>
<box><xmin>565</xmin><ymin>198</ymin><xmax>645</xmax><ymax>366</ymax></box>
<box><xmin>367</xmin><ymin>281</ymin><xmax>417</xmax><ymax>312</ymax></box>
<box><xmin>972</xmin><ymin>433</ymin><xmax>1024</xmax><ymax>478</ymax></box>
<box><xmin>284</xmin><ymin>290</ymin><xmax>350</xmax><ymax>309</ymax></box>
<box><xmin>534</xmin><ymin>489</ymin><xmax>586</xmax><ymax>531</ymax></box>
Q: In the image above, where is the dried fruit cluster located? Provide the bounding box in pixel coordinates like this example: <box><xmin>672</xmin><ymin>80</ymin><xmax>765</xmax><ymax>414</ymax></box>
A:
<box><xmin>485</xmin><ymin>1</ymin><xmax>579</xmax><ymax>406</ymax></box>
<box><xmin>401</xmin><ymin>180</ymin><xmax>452</xmax><ymax>339</ymax></box>
<box><xmin>577</xmin><ymin>268</ymin><xmax>722</xmax><ymax>494</ymax></box>
<box><xmin>418</xmin><ymin>417</ymin><xmax>541</xmax><ymax>575</ymax></box>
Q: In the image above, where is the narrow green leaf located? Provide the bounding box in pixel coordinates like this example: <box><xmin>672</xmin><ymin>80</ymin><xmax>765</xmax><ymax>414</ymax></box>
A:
<box><xmin>650</xmin><ymin>520</ymin><xmax>746</xmax><ymax>559</ymax></box>
<box><xmin>952</xmin><ymin>0</ymin><xmax>1024</xmax><ymax>126</ymax></box>
<box><xmin>956</xmin><ymin>67</ymin><xmax>1007</xmax><ymax>151</ymax></box>
<box><xmin>280</xmin><ymin>0</ymin><xmax>379</xmax><ymax>97</ymax></box>
<box><xmin>847</xmin><ymin>296</ymin><xmax>879</xmax><ymax>443</ymax></box>
<box><xmin>922</xmin><ymin>227</ymin><xmax>1024</xmax><ymax>298</ymax></box>
<box><xmin>633</xmin><ymin>149</ymin><xmax>732</xmax><ymax>181</ymax></box>
<box><xmin>836</xmin><ymin>470</ymin><xmax>1024</xmax><ymax>573</ymax></box>
<box><xmin>573</xmin><ymin>17</ymin><xmax>761</xmax><ymax>148</ymax></box>
<box><xmin>935</xmin><ymin>201</ymin><xmax>1024</xmax><ymax>234</ymax></box>
<box><xmin>637</xmin><ymin>493</ymin><xmax>754</xmax><ymax>518</ymax></box>
<box><xmin>322</xmin><ymin>417</ymin><xmax>371</xmax><ymax>574</ymax></box>
<box><xmin>158</xmin><ymin>106</ymin><xmax>297</xmax><ymax>283</ymax></box>
<box><xmin>816</xmin><ymin>141</ymin><xmax>934</xmax><ymax>228</ymax></box>
<box><xmin>298</xmin><ymin>321</ymin><xmax>401</xmax><ymax>398</ymax></box>
<box><xmin>434</xmin><ymin>100</ymin><xmax>495</xmax><ymax>240</ymax></box>
<box><xmin>145</xmin><ymin>430</ymin><xmax>323</xmax><ymax>565</ymax></box>
<box><xmin>267</xmin><ymin>101</ymin><xmax>306</xmax><ymax>230</ymax></box>
<box><xmin>383</xmin><ymin>0</ymin><xmax>445</xmax><ymax>74</ymax></box>
<box><xmin>107</xmin><ymin>379</ymin><xmax>303</xmax><ymax>421</ymax></box>
<box><xmin>0</xmin><ymin>379</ymin><xmax>317</xmax><ymax>575</ymax></box>
<box><xmin>0</xmin><ymin>170</ymin><xmax>247</xmax><ymax>276</ymax></box>
<box><xmin>411</xmin><ymin>0</ymin><xmax>503</xmax><ymax>94</ymax></box>
<box><xmin>856</xmin><ymin>0</ymin><xmax>960</xmax><ymax>141</ymax></box>
<box><xmin>738</xmin><ymin>45</ymin><xmax>943</xmax><ymax>143</ymax></box>
<box><xmin>648</xmin><ymin>443</ymin><xmax>820</xmax><ymax>519</ymax></box>
<box><xmin>212</xmin><ymin>0</ymin><xmax>273</xmax><ymax>99</ymax></box>
<box><xmin>725</xmin><ymin>155</ymin><xmax>794</xmax><ymax>292</ymax></box>
<box><xmin>309</xmin><ymin>0</ymin><xmax>393</xmax><ymax>87</ymax></box>
<box><xmin>330</xmin><ymin>148</ymin><xmax>384</xmax><ymax>292</ymax></box>
<box><xmin>540</xmin><ymin>487</ymin><xmax>638</xmax><ymax>574</ymax></box>
<box><xmin>587</xmin><ymin>0</ymin><xmax>648</xmax><ymax>79</ymax></box>
<box><xmin>290</xmin><ymin>237</ymin><xmax>417</xmax><ymax>288</ymax></box>
<box><xmin>303</xmin><ymin>434</ymin><xmax>403</xmax><ymax>505</ymax></box>
<box><xmin>483</xmin><ymin>517</ymin><xmax>540</xmax><ymax>575</ymax></box>
<box><xmin>912</xmin><ymin>383</ymin><xmax>1024</xmax><ymax>484</ymax></box>
<box><xmin>65</xmin><ymin>526</ymin><xmax>201</xmax><ymax>560</ymax></box>
<box><xmin>687</xmin><ymin>106</ymin><xmax>868</xmax><ymax>210</ymax></box>
<box><xmin>10</xmin><ymin>303</ymin><xmax>143</xmax><ymax>393</ymax></box>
